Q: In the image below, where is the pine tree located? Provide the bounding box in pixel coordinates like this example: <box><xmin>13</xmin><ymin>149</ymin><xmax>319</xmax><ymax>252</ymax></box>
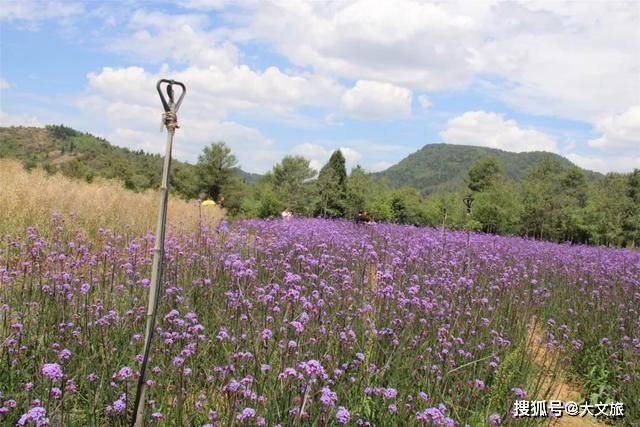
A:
<box><xmin>315</xmin><ymin>150</ymin><xmax>347</xmax><ymax>218</ymax></box>
<box><xmin>196</xmin><ymin>142</ymin><xmax>239</xmax><ymax>201</ymax></box>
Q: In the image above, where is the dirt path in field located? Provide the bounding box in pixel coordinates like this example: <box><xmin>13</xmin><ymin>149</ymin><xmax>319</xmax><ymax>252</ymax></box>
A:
<box><xmin>526</xmin><ymin>319</ymin><xmax>601</xmax><ymax>426</ymax></box>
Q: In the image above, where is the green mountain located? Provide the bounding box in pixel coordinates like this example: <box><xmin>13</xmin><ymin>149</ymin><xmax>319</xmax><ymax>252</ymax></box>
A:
<box><xmin>237</xmin><ymin>169</ymin><xmax>261</xmax><ymax>183</ymax></box>
<box><xmin>373</xmin><ymin>143</ymin><xmax>601</xmax><ymax>195</ymax></box>
<box><xmin>0</xmin><ymin>125</ymin><xmax>258</xmax><ymax>198</ymax></box>
<box><xmin>1</xmin><ymin>126</ymin><xmax>600</xmax><ymax>199</ymax></box>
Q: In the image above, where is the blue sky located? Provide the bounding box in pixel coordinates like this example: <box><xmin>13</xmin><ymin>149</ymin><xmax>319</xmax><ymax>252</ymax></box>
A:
<box><xmin>1</xmin><ymin>1</ymin><xmax>638</xmax><ymax>173</ymax></box>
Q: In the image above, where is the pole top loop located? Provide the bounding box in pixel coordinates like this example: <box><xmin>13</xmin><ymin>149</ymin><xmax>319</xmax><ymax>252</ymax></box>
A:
<box><xmin>157</xmin><ymin>79</ymin><xmax>186</xmax><ymax>113</ymax></box>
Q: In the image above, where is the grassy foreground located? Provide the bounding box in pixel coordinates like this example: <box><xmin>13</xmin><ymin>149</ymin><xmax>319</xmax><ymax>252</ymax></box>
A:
<box><xmin>0</xmin><ymin>162</ymin><xmax>638</xmax><ymax>425</ymax></box>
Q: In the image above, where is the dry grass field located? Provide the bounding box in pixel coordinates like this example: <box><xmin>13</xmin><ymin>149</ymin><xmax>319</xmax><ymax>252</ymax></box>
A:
<box><xmin>0</xmin><ymin>159</ymin><xmax>224</xmax><ymax>236</ymax></box>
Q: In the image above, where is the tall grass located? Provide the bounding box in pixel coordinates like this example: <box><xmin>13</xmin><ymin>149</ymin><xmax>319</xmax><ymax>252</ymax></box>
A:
<box><xmin>0</xmin><ymin>159</ymin><xmax>223</xmax><ymax>236</ymax></box>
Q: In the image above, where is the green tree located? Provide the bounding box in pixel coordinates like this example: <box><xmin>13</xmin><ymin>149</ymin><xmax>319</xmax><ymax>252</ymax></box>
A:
<box><xmin>583</xmin><ymin>173</ymin><xmax>630</xmax><ymax>246</ymax></box>
<box><xmin>561</xmin><ymin>166</ymin><xmax>588</xmax><ymax>208</ymax></box>
<box><xmin>269</xmin><ymin>155</ymin><xmax>316</xmax><ymax>215</ymax></box>
<box><xmin>520</xmin><ymin>158</ymin><xmax>564</xmax><ymax>240</ymax></box>
<box><xmin>60</xmin><ymin>158</ymin><xmax>90</xmax><ymax>181</ymax></box>
<box><xmin>473</xmin><ymin>182</ymin><xmax>521</xmax><ymax>235</ymax></box>
<box><xmin>466</xmin><ymin>156</ymin><xmax>502</xmax><ymax>193</ymax></box>
<box><xmin>345</xmin><ymin>165</ymin><xmax>371</xmax><ymax>219</ymax></box>
<box><xmin>45</xmin><ymin>124</ymin><xmax>77</xmax><ymax>140</ymax></box>
<box><xmin>315</xmin><ymin>150</ymin><xmax>347</xmax><ymax>218</ymax></box>
<box><xmin>622</xmin><ymin>169</ymin><xmax>640</xmax><ymax>247</ymax></box>
<box><xmin>171</xmin><ymin>163</ymin><xmax>201</xmax><ymax>199</ymax></box>
<box><xmin>423</xmin><ymin>192</ymin><xmax>466</xmax><ymax>229</ymax></box>
<box><xmin>389</xmin><ymin>187</ymin><xmax>427</xmax><ymax>225</ymax></box>
<box><xmin>464</xmin><ymin>157</ymin><xmax>521</xmax><ymax>235</ymax></box>
<box><xmin>196</xmin><ymin>142</ymin><xmax>239</xmax><ymax>201</ymax></box>
<box><xmin>556</xmin><ymin>167</ymin><xmax>589</xmax><ymax>242</ymax></box>
<box><xmin>257</xmin><ymin>188</ymin><xmax>284</xmax><ymax>219</ymax></box>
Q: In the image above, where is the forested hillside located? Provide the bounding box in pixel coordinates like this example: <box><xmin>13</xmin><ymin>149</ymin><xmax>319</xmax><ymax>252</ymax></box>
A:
<box><xmin>374</xmin><ymin>143</ymin><xmax>601</xmax><ymax>195</ymax></box>
<box><xmin>0</xmin><ymin>125</ymin><xmax>257</xmax><ymax>199</ymax></box>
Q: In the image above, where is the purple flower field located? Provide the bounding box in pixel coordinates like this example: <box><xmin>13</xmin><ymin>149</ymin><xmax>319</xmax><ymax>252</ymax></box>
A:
<box><xmin>1</xmin><ymin>216</ymin><xmax>639</xmax><ymax>425</ymax></box>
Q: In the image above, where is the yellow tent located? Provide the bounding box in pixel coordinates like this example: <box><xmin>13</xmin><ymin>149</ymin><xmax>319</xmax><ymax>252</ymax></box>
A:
<box><xmin>201</xmin><ymin>199</ymin><xmax>216</xmax><ymax>206</ymax></box>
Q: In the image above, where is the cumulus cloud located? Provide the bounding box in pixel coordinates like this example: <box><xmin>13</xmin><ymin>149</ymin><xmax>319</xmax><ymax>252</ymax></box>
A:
<box><xmin>0</xmin><ymin>78</ymin><xmax>10</xmax><ymax>89</ymax></box>
<box><xmin>418</xmin><ymin>95</ymin><xmax>432</xmax><ymax>109</ymax></box>
<box><xmin>0</xmin><ymin>110</ymin><xmax>43</xmax><ymax>127</ymax></box>
<box><xmin>80</xmin><ymin>66</ymin><xmax>286</xmax><ymax>172</ymax></box>
<box><xmin>565</xmin><ymin>153</ymin><xmax>640</xmax><ymax>174</ymax></box>
<box><xmin>588</xmin><ymin>105</ymin><xmax>640</xmax><ymax>153</ymax></box>
<box><xmin>484</xmin><ymin>2</ymin><xmax>639</xmax><ymax>122</ymax></box>
<box><xmin>440</xmin><ymin>111</ymin><xmax>558</xmax><ymax>153</ymax></box>
<box><xmin>290</xmin><ymin>144</ymin><xmax>362</xmax><ymax>172</ymax></box>
<box><xmin>0</xmin><ymin>1</ymin><xmax>83</xmax><ymax>22</ymax></box>
<box><xmin>562</xmin><ymin>105</ymin><xmax>640</xmax><ymax>173</ymax></box>
<box><xmin>111</xmin><ymin>10</ymin><xmax>238</xmax><ymax>69</ymax></box>
<box><xmin>369</xmin><ymin>161</ymin><xmax>394</xmax><ymax>172</ymax></box>
<box><xmin>239</xmin><ymin>1</ymin><xmax>639</xmax><ymax>123</ymax></box>
<box><xmin>243</xmin><ymin>1</ymin><xmax>478</xmax><ymax>91</ymax></box>
<box><xmin>76</xmin><ymin>3</ymin><xmax>348</xmax><ymax>172</ymax></box>
<box><xmin>340</xmin><ymin>80</ymin><xmax>412</xmax><ymax>119</ymax></box>
<box><xmin>4</xmin><ymin>1</ymin><xmax>637</xmax><ymax>174</ymax></box>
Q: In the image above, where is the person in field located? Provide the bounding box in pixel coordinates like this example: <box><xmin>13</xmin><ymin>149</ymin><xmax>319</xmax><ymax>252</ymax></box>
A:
<box><xmin>281</xmin><ymin>208</ymin><xmax>293</xmax><ymax>220</ymax></box>
<box><xmin>356</xmin><ymin>211</ymin><xmax>373</xmax><ymax>224</ymax></box>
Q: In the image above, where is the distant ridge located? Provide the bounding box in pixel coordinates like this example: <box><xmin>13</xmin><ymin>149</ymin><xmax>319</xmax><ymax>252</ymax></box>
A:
<box><xmin>0</xmin><ymin>125</ymin><xmax>260</xmax><ymax>197</ymax></box>
<box><xmin>1</xmin><ymin>126</ymin><xmax>600</xmax><ymax>198</ymax></box>
<box><xmin>373</xmin><ymin>143</ymin><xmax>601</xmax><ymax>195</ymax></box>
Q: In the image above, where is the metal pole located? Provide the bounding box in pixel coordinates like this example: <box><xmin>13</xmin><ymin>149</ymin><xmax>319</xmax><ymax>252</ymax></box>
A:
<box><xmin>131</xmin><ymin>79</ymin><xmax>185</xmax><ymax>427</ymax></box>
<box><xmin>463</xmin><ymin>196</ymin><xmax>473</xmax><ymax>273</ymax></box>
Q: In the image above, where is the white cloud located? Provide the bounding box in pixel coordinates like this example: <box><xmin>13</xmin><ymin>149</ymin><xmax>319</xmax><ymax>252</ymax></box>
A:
<box><xmin>73</xmin><ymin>4</ymin><xmax>371</xmax><ymax>173</ymax></box>
<box><xmin>80</xmin><ymin>66</ymin><xmax>290</xmax><ymax>172</ymax></box>
<box><xmin>588</xmin><ymin>105</ymin><xmax>640</xmax><ymax>153</ymax></box>
<box><xmin>563</xmin><ymin>105</ymin><xmax>640</xmax><ymax>173</ymax></box>
<box><xmin>0</xmin><ymin>1</ymin><xmax>83</xmax><ymax>22</ymax></box>
<box><xmin>290</xmin><ymin>144</ymin><xmax>362</xmax><ymax>172</ymax></box>
<box><xmin>418</xmin><ymin>95</ymin><xmax>432</xmax><ymax>109</ymax></box>
<box><xmin>128</xmin><ymin>10</ymin><xmax>210</xmax><ymax>30</ymax></box>
<box><xmin>89</xmin><ymin>68</ymin><xmax>344</xmax><ymax>122</ymax></box>
<box><xmin>340</xmin><ymin>147</ymin><xmax>363</xmax><ymax>165</ymax></box>
<box><xmin>177</xmin><ymin>0</ymin><xmax>237</xmax><ymax>11</ymax></box>
<box><xmin>565</xmin><ymin>153</ymin><xmax>640</xmax><ymax>174</ymax></box>
<box><xmin>476</xmin><ymin>2</ymin><xmax>639</xmax><ymax>122</ymax></box>
<box><xmin>440</xmin><ymin>111</ymin><xmax>558</xmax><ymax>153</ymax></box>
<box><xmin>0</xmin><ymin>78</ymin><xmax>10</xmax><ymax>89</ymax></box>
<box><xmin>5</xmin><ymin>1</ymin><xmax>638</xmax><ymax>175</ymax></box>
<box><xmin>243</xmin><ymin>1</ymin><xmax>478</xmax><ymax>91</ymax></box>
<box><xmin>341</xmin><ymin>80</ymin><xmax>412</xmax><ymax>119</ymax></box>
<box><xmin>369</xmin><ymin>161</ymin><xmax>393</xmax><ymax>172</ymax></box>
<box><xmin>238</xmin><ymin>1</ymin><xmax>639</xmax><ymax>123</ymax></box>
<box><xmin>324</xmin><ymin>113</ymin><xmax>343</xmax><ymax>127</ymax></box>
<box><xmin>291</xmin><ymin>143</ymin><xmax>330</xmax><ymax>172</ymax></box>
<box><xmin>0</xmin><ymin>110</ymin><xmax>42</xmax><ymax>127</ymax></box>
<box><xmin>111</xmin><ymin>10</ymin><xmax>238</xmax><ymax>69</ymax></box>
<box><xmin>107</xmin><ymin>120</ymin><xmax>278</xmax><ymax>173</ymax></box>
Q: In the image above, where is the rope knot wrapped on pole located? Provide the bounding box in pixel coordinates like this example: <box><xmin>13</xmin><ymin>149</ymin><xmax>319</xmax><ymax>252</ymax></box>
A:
<box><xmin>162</xmin><ymin>111</ymin><xmax>179</xmax><ymax>131</ymax></box>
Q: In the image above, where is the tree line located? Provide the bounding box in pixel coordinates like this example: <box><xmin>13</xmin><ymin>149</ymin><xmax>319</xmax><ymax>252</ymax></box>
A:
<box><xmin>195</xmin><ymin>142</ymin><xmax>639</xmax><ymax>248</ymax></box>
<box><xmin>4</xmin><ymin>126</ymin><xmax>637</xmax><ymax>248</ymax></box>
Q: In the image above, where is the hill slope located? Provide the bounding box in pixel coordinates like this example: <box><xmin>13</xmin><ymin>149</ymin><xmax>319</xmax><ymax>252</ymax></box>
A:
<box><xmin>373</xmin><ymin>143</ymin><xmax>600</xmax><ymax>195</ymax></box>
<box><xmin>0</xmin><ymin>125</ymin><xmax>258</xmax><ymax>198</ymax></box>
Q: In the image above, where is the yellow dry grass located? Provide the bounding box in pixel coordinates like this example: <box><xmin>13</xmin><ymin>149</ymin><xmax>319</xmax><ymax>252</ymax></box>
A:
<box><xmin>0</xmin><ymin>159</ymin><xmax>224</xmax><ymax>236</ymax></box>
